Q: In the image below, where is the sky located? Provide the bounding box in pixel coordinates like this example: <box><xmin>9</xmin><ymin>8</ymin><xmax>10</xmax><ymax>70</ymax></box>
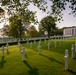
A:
<box><xmin>0</xmin><ymin>1</ymin><xmax>76</xmax><ymax>29</ymax></box>
<box><xmin>28</xmin><ymin>1</ymin><xmax>76</xmax><ymax>30</ymax></box>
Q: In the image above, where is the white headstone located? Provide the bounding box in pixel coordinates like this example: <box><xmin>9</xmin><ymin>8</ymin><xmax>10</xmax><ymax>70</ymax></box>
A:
<box><xmin>34</xmin><ymin>40</ymin><xmax>36</xmax><ymax>44</ymax></box>
<box><xmin>71</xmin><ymin>44</ymin><xmax>74</xmax><ymax>58</ymax></box>
<box><xmin>37</xmin><ymin>44</ymin><xmax>41</xmax><ymax>55</ymax></box>
<box><xmin>45</xmin><ymin>39</ymin><xmax>46</xmax><ymax>44</ymax></box>
<box><xmin>19</xmin><ymin>39</ymin><xmax>20</xmax><ymax>42</ymax></box>
<box><xmin>30</xmin><ymin>42</ymin><xmax>32</xmax><ymax>48</ymax></box>
<box><xmin>38</xmin><ymin>40</ymin><xmax>41</xmax><ymax>46</ymax></box>
<box><xmin>27</xmin><ymin>41</ymin><xmax>29</xmax><ymax>46</ymax></box>
<box><xmin>18</xmin><ymin>42</ymin><xmax>21</xmax><ymax>49</ymax></box>
<box><xmin>22</xmin><ymin>38</ymin><xmax>25</xmax><ymax>41</ymax></box>
<box><xmin>40</xmin><ymin>39</ymin><xmax>41</xmax><ymax>42</ymax></box>
<box><xmin>47</xmin><ymin>41</ymin><xmax>50</xmax><ymax>50</ymax></box>
<box><xmin>54</xmin><ymin>39</ymin><xmax>56</xmax><ymax>47</ymax></box>
<box><xmin>64</xmin><ymin>49</ymin><xmax>69</xmax><ymax>70</ymax></box>
<box><xmin>21</xmin><ymin>48</ymin><xmax>26</xmax><ymax>61</ymax></box>
<box><xmin>64</xmin><ymin>55</ymin><xmax>68</xmax><ymax>70</ymax></box>
<box><xmin>1</xmin><ymin>46</ymin><xmax>4</xmax><ymax>57</ymax></box>
<box><xmin>65</xmin><ymin>49</ymin><xmax>69</xmax><ymax>57</ymax></box>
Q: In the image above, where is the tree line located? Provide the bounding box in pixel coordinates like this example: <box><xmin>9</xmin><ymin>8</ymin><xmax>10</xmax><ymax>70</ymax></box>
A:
<box><xmin>0</xmin><ymin>0</ymin><xmax>76</xmax><ymax>38</ymax></box>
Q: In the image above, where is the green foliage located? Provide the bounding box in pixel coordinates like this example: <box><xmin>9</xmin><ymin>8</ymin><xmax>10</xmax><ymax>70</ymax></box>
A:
<box><xmin>0</xmin><ymin>7</ymin><xmax>5</xmax><ymax>23</ymax></box>
<box><xmin>9</xmin><ymin>15</ymin><xmax>26</xmax><ymax>38</ymax></box>
<box><xmin>0</xmin><ymin>7</ymin><xmax>4</xmax><ymax>14</ymax></box>
<box><xmin>2</xmin><ymin>25</ymin><xmax>10</xmax><ymax>37</ymax></box>
<box><xmin>39</xmin><ymin>16</ymin><xmax>57</xmax><ymax>38</ymax></box>
<box><xmin>0</xmin><ymin>0</ymin><xmax>76</xmax><ymax>21</ymax></box>
<box><xmin>51</xmin><ymin>28</ymin><xmax>63</xmax><ymax>36</ymax></box>
<box><xmin>27</xmin><ymin>25</ymin><xmax>38</xmax><ymax>37</ymax></box>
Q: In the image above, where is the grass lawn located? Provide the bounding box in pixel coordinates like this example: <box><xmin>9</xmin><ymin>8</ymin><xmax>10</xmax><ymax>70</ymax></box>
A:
<box><xmin>0</xmin><ymin>39</ymin><xmax>76</xmax><ymax>75</ymax></box>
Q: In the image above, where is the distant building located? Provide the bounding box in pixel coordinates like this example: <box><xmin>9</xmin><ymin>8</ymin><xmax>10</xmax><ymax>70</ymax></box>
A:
<box><xmin>63</xmin><ymin>27</ymin><xmax>76</xmax><ymax>36</ymax></box>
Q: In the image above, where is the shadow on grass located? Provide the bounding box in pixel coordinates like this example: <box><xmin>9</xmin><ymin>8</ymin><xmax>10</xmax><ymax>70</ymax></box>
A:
<box><xmin>68</xmin><ymin>69</ymin><xmax>76</xmax><ymax>75</ymax></box>
<box><xmin>0</xmin><ymin>56</ymin><xmax>6</xmax><ymax>68</ymax></box>
<box><xmin>6</xmin><ymin>50</ymin><xmax>10</xmax><ymax>55</ymax></box>
<box><xmin>23</xmin><ymin>61</ymin><xmax>39</xmax><ymax>75</ymax></box>
<box><xmin>25</xmin><ymin>54</ymin><xmax>28</xmax><ymax>58</ymax></box>
<box><xmin>45</xmin><ymin>41</ymin><xmax>72</xmax><ymax>55</ymax></box>
<box><xmin>73</xmin><ymin>58</ymin><xmax>76</xmax><ymax>60</ymax></box>
<box><xmin>32</xmin><ymin>48</ymin><xmax>38</xmax><ymax>52</ymax></box>
<box><xmin>40</xmin><ymin>54</ymin><xmax>64</xmax><ymax>65</ymax></box>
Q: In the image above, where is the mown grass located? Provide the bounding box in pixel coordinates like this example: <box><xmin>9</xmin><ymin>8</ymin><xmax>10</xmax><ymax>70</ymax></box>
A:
<box><xmin>0</xmin><ymin>39</ymin><xmax>76</xmax><ymax>75</ymax></box>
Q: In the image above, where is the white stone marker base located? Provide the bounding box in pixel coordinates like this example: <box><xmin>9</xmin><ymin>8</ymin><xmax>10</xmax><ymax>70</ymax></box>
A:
<box><xmin>45</xmin><ymin>39</ymin><xmax>46</xmax><ymax>44</ymax></box>
<box><xmin>71</xmin><ymin>44</ymin><xmax>74</xmax><ymax>58</ymax></box>
<box><xmin>1</xmin><ymin>46</ymin><xmax>4</xmax><ymax>57</ymax></box>
<box><xmin>54</xmin><ymin>39</ymin><xmax>56</xmax><ymax>47</ymax></box>
<box><xmin>37</xmin><ymin>45</ymin><xmax>41</xmax><ymax>55</ymax></box>
<box><xmin>27</xmin><ymin>41</ymin><xmax>29</xmax><ymax>46</ymax></box>
<box><xmin>30</xmin><ymin>42</ymin><xmax>32</xmax><ymax>48</ymax></box>
<box><xmin>21</xmin><ymin>48</ymin><xmax>25</xmax><ymax>61</ymax></box>
<box><xmin>47</xmin><ymin>42</ymin><xmax>50</xmax><ymax>50</ymax></box>
<box><xmin>64</xmin><ymin>55</ymin><xmax>68</xmax><ymax>70</ymax></box>
<box><xmin>34</xmin><ymin>40</ymin><xmax>36</xmax><ymax>44</ymax></box>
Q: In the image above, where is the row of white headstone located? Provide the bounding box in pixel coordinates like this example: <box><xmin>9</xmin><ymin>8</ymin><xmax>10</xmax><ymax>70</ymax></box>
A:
<box><xmin>26</xmin><ymin>38</ymin><xmax>66</xmax><ymax>50</ymax></box>
<box><xmin>27</xmin><ymin>39</ymin><xmax>62</xmax><ymax>55</ymax></box>
<box><xmin>64</xmin><ymin>42</ymin><xmax>76</xmax><ymax>71</ymax></box>
<box><xmin>18</xmin><ymin>40</ymin><xmax>76</xmax><ymax>70</ymax></box>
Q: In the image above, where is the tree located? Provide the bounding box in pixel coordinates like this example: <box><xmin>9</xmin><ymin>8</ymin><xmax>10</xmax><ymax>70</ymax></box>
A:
<box><xmin>2</xmin><ymin>24</ymin><xmax>10</xmax><ymax>37</ymax></box>
<box><xmin>51</xmin><ymin>28</ymin><xmax>63</xmax><ymax>36</ymax></box>
<box><xmin>27</xmin><ymin>25</ymin><xmax>38</xmax><ymax>37</ymax></box>
<box><xmin>0</xmin><ymin>0</ymin><xmax>76</xmax><ymax>21</ymax></box>
<box><xmin>0</xmin><ymin>7</ymin><xmax>5</xmax><ymax>23</ymax></box>
<box><xmin>9</xmin><ymin>15</ymin><xmax>27</xmax><ymax>38</ymax></box>
<box><xmin>0</xmin><ymin>7</ymin><xmax>4</xmax><ymax>16</ymax></box>
<box><xmin>39</xmin><ymin>16</ymin><xmax>57</xmax><ymax>38</ymax></box>
<box><xmin>8</xmin><ymin>10</ymin><xmax>37</xmax><ymax>38</ymax></box>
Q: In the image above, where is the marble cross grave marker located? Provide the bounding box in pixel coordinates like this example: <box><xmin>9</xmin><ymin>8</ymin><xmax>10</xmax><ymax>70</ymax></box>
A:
<box><xmin>27</xmin><ymin>41</ymin><xmax>29</xmax><ymax>46</ymax></box>
<box><xmin>64</xmin><ymin>49</ymin><xmax>69</xmax><ymax>70</ymax></box>
<box><xmin>45</xmin><ymin>39</ymin><xmax>46</xmax><ymax>45</ymax></box>
<box><xmin>71</xmin><ymin>44</ymin><xmax>74</xmax><ymax>58</ymax></box>
<box><xmin>30</xmin><ymin>42</ymin><xmax>32</xmax><ymax>49</ymax></box>
<box><xmin>1</xmin><ymin>46</ymin><xmax>5</xmax><ymax>57</ymax></box>
<box><xmin>21</xmin><ymin>48</ymin><xmax>26</xmax><ymax>61</ymax></box>
<box><xmin>18</xmin><ymin>42</ymin><xmax>21</xmax><ymax>49</ymax></box>
<box><xmin>47</xmin><ymin>41</ymin><xmax>50</xmax><ymax>50</ymax></box>
<box><xmin>54</xmin><ymin>38</ymin><xmax>56</xmax><ymax>47</ymax></box>
<box><xmin>34</xmin><ymin>40</ymin><xmax>36</xmax><ymax>44</ymax></box>
<box><xmin>37</xmin><ymin>44</ymin><xmax>41</xmax><ymax>55</ymax></box>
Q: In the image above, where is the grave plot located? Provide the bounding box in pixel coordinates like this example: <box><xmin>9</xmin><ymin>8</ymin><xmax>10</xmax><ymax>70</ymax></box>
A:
<box><xmin>0</xmin><ymin>39</ymin><xmax>76</xmax><ymax>75</ymax></box>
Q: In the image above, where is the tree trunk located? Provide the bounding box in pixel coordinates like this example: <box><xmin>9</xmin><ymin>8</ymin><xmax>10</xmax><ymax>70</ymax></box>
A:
<box><xmin>48</xmin><ymin>31</ymin><xmax>50</xmax><ymax>39</ymax></box>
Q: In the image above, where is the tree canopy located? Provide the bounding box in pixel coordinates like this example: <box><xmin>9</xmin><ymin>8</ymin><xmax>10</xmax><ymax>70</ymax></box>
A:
<box><xmin>0</xmin><ymin>0</ymin><xmax>76</xmax><ymax>20</ymax></box>
<box><xmin>39</xmin><ymin>16</ymin><xmax>57</xmax><ymax>38</ymax></box>
<box><xmin>9</xmin><ymin>14</ymin><xmax>34</xmax><ymax>38</ymax></box>
<box><xmin>2</xmin><ymin>24</ymin><xmax>9</xmax><ymax>37</ymax></box>
<box><xmin>0</xmin><ymin>7</ymin><xmax>4</xmax><ymax>15</ymax></box>
<box><xmin>27</xmin><ymin>25</ymin><xmax>38</xmax><ymax>37</ymax></box>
